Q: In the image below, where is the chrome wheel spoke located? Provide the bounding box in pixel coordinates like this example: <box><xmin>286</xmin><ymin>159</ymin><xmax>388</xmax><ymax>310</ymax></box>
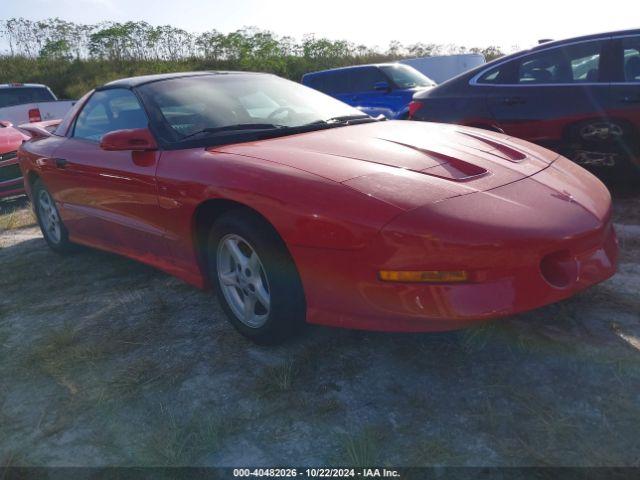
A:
<box><xmin>254</xmin><ymin>281</ymin><xmax>270</xmax><ymax>309</ymax></box>
<box><xmin>248</xmin><ymin>252</ymin><xmax>260</xmax><ymax>271</ymax></box>
<box><xmin>219</xmin><ymin>271</ymin><xmax>238</xmax><ymax>286</ymax></box>
<box><xmin>225</xmin><ymin>238</ymin><xmax>248</xmax><ymax>268</ymax></box>
<box><xmin>243</xmin><ymin>294</ymin><xmax>257</xmax><ymax>321</ymax></box>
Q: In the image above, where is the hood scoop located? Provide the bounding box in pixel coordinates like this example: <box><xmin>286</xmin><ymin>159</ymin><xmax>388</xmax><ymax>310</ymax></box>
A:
<box><xmin>458</xmin><ymin>131</ymin><xmax>527</xmax><ymax>162</ymax></box>
<box><xmin>377</xmin><ymin>138</ymin><xmax>488</xmax><ymax>182</ymax></box>
<box><xmin>420</xmin><ymin>157</ymin><xmax>488</xmax><ymax>181</ymax></box>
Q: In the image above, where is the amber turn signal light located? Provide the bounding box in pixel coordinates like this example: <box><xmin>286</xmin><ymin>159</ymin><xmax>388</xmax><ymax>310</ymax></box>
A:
<box><xmin>378</xmin><ymin>270</ymin><xmax>468</xmax><ymax>283</ymax></box>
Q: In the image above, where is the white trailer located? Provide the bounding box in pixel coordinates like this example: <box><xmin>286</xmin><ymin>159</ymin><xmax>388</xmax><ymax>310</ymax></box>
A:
<box><xmin>399</xmin><ymin>54</ymin><xmax>486</xmax><ymax>84</ymax></box>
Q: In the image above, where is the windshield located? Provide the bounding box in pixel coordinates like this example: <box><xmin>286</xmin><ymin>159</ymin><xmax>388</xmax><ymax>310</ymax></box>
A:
<box><xmin>137</xmin><ymin>74</ymin><xmax>366</xmax><ymax>141</ymax></box>
<box><xmin>379</xmin><ymin>65</ymin><xmax>436</xmax><ymax>89</ymax></box>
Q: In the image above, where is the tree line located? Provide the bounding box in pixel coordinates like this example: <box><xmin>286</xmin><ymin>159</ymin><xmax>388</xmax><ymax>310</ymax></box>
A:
<box><xmin>0</xmin><ymin>18</ymin><xmax>506</xmax><ymax>99</ymax></box>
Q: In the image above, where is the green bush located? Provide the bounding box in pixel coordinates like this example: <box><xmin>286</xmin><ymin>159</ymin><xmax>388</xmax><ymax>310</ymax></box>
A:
<box><xmin>0</xmin><ymin>55</ymin><xmax>404</xmax><ymax>99</ymax></box>
<box><xmin>0</xmin><ymin>18</ymin><xmax>505</xmax><ymax>99</ymax></box>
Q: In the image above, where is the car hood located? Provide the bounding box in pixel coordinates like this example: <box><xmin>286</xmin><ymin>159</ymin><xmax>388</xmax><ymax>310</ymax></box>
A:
<box><xmin>0</xmin><ymin>126</ymin><xmax>28</xmax><ymax>152</ymax></box>
<box><xmin>213</xmin><ymin>121</ymin><xmax>559</xmax><ymax>210</ymax></box>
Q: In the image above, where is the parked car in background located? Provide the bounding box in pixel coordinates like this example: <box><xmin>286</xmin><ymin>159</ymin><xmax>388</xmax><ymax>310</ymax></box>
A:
<box><xmin>0</xmin><ymin>121</ymin><xmax>29</xmax><ymax>199</ymax></box>
<box><xmin>302</xmin><ymin>64</ymin><xmax>435</xmax><ymax>119</ymax></box>
<box><xmin>19</xmin><ymin>72</ymin><xmax>616</xmax><ymax>344</ymax></box>
<box><xmin>0</xmin><ymin>83</ymin><xmax>75</xmax><ymax>126</ymax></box>
<box><xmin>400</xmin><ymin>53</ymin><xmax>486</xmax><ymax>84</ymax></box>
<box><xmin>409</xmin><ymin>29</ymin><xmax>640</xmax><ymax>177</ymax></box>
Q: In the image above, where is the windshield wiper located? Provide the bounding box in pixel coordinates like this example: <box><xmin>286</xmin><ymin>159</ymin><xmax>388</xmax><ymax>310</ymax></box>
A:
<box><xmin>177</xmin><ymin>115</ymin><xmax>383</xmax><ymax>145</ymax></box>
<box><xmin>305</xmin><ymin>114</ymin><xmax>376</xmax><ymax>126</ymax></box>
<box><xmin>179</xmin><ymin>123</ymin><xmax>287</xmax><ymax>141</ymax></box>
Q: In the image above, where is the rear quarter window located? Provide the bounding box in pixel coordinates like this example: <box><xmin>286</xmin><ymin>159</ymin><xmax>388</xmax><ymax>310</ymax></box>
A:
<box><xmin>475</xmin><ymin>63</ymin><xmax>516</xmax><ymax>84</ymax></box>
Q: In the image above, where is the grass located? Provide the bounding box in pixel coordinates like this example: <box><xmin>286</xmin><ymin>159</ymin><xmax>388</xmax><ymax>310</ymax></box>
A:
<box><xmin>342</xmin><ymin>428</ymin><xmax>381</xmax><ymax>467</ymax></box>
<box><xmin>106</xmin><ymin>356</ymin><xmax>194</xmax><ymax>402</ymax></box>
<box><xmin>409</xmin><ymin>439</ymin><xmax>463</xmax><ymax>466</ymax></box>
<box><xmin>0</xmin><ymin>450</ymin><xmax>28</xmax><ymax>468</ymax></box>
<box><xmin>315</xmin><ymin>397</ymin><xmax>343</xmax><ymax>415</ymax></box>
<box><xmin>255</xmin><ymin>359</ymin><xmax>298</xmax><ymax>394</ymax></box>
<box><xmin>0</xmin><ymin>203</ymin><xmax>35</xmax><ymax>231</ymax></box>
<box><xmin>24</xmin><ymin>321</ymin><xmax>89</xmax><ymax>387</ymax></box>
<box><xmin>459</xmin><ymin>323</ymin><xmax>500</xmax><ymax>354</ymax></box>
<box><xmin>17</xmin><ymin>283</ymin><xmax>194</xmax><ymax>411</ymax></box>
<box><xmin>141</xmin><ymin>404</ymin><xmax>224</xmax><ymax>466</ymax></box>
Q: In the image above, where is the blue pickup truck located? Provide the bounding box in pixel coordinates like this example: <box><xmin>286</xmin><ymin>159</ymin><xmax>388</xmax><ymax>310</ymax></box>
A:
<box><xmin>301</xmin><ymin>63</ymin><xmax>435</xmax><ymax>119</ymax></box>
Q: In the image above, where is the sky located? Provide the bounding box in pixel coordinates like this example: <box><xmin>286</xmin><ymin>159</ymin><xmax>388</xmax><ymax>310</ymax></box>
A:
<box><xmin>1</xmin><ymin>0</ymin><xmax>638</xmax><ymax>52</ymax></box>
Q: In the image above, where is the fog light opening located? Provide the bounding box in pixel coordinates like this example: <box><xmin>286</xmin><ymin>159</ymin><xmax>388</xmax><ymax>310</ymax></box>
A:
<box><xmin>540</xmin><ymin>250</ymin><xmax>577</xmax><ymax>289</ymax></box>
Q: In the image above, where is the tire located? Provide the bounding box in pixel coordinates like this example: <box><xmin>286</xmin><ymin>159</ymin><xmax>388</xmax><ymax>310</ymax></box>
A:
<box><xmin>207</xmin><ymin>209</ymin><xmax>306</xmax><ymax>345</ymax></box>
<box><xmin>32</xmin><ymin>178</ymin><xmax>74</xmax><ymax>253</ymax></box>
<box><xmin>564</xmin><ymin>120</ymin><xmax>640</xmax><ymax>183</ymax></box>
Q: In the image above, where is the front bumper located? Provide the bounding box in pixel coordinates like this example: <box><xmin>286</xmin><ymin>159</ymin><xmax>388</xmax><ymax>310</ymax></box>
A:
<box><xmin>0</xmin><ymin>150</ymin><xmax>24</xmax><ymax>198</ymax></box>
<box><xmin>292</xmin><ymin>159</ymin><xmax>618</xmax><ymax>332</ymax></box>
<box><xmin>292</xmin><ymin>224</ymin><xmax>616</xmax><ymax>332</ymax></box>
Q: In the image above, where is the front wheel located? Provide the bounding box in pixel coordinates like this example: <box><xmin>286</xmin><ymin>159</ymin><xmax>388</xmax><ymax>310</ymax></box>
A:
<box><xmin>33</xmin><ymin>179</ymin><xmax>74</xmax><ymax>253</ymax></box>
<box><xmin>207</xmin><ymin>210</ymin><xmax>306</xmax><ymax>345</ymax></box>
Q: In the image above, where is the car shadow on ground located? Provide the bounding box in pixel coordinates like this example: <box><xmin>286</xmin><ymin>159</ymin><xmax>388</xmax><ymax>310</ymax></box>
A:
<box><xmin>1</xmin><ymin>224</ymin><xmax>639</xmax><ymax>467</ymax></box>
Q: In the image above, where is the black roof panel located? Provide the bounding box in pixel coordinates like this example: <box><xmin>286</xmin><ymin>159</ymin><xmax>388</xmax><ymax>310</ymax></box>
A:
<box><xmin>100</xmin><ymin>71</ymin><xmax>267</xmax><ymax>89</ymax></box>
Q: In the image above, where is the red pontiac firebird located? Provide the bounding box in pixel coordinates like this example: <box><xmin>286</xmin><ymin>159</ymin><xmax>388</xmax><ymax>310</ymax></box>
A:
<box><xmin>18</xmin><ymin>72</ymin><xmax>618</xmax><ymax>344</ymax></box>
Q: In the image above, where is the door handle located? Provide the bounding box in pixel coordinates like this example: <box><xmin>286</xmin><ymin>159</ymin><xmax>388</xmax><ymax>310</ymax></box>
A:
<box><xmin>53</xmin><ymin>158</ymin><xmax>68</xmax><ymax>168</ymax></box>
<box><xmin>502</xmin><ymin>96</ymin><xmax>525</xmax><ymax>106</ymax></box>
<box><xmin>620</xmin><ymin>95</ymin><xmax>640</xmax><ymax>103</ymax></box>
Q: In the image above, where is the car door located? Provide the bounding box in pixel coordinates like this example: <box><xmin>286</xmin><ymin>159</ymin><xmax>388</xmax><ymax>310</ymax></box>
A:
<box><xmin>609</xmin><ymin>35</ymin><xmax>640</xmax><ymax>163</ymax></box>
<box><xmin>328</xmin><ymin>69</ymin><xmax>358</xmax><ymax>106</ymax></box>
<box><xmin>349</xmin><ymin>67</ymin><xmax>396</xmax><ymax>118</ymax></box>
<box><xmin>50</xmin><ymin>88</ymin><xmax>168</xmax><ymax>260</ymax></box>
<box><xmin>483</xmin><ymin>39</ymin><xmax>611</xmax><ymax>152</ymax></box>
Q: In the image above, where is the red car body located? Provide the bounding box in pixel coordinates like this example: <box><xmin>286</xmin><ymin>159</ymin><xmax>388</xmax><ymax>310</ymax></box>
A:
<box><xmin>18</xmin><ymin>73</ymin><xmax>617</xmax><ymax>333</ymax></box>
<box><xmin>0</xmin><ymin>121</ymin><xmax>29</xmax><ymax>198</ymax></box>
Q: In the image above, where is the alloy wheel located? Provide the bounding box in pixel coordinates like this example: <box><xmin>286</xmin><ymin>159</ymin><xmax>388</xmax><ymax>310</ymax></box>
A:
<box><xmin>216</xmin><ymin>233</ymin><xmax>271</xmax><ymax>328</ymax></box>
<box><xmin>38</xmin><ymin>189</ymin><xmax>62</xmax><ymax>244</ymax></box>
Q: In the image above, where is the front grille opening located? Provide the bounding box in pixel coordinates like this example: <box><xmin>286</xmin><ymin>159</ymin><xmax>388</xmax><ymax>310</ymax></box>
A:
<box><xmin>0</xmin><ymin>162</ymin><xmax>21</xmax><ymax>183</ymax></box>
<box><xmin>0</xmin><ymin>150</ymin><xmax>18</xmax><ymax>162</ymax></box>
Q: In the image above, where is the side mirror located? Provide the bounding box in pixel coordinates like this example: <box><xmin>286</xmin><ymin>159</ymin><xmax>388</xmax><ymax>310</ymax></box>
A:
<box><xmin>373</xmin><ymin>81</ymin><xmax>391</xmax><ymax>92</ymax></box>
<box><xmin>100</xmin><ymin>128</ymin><xmax>157</xmax><ymax>151</ymax></box>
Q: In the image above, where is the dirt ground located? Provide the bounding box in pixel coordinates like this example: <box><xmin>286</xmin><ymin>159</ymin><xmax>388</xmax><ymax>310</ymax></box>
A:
<box><xmin>0</xmin><ymin>188</ymin><xmax>639</xmax><ymax>468</ymax></box>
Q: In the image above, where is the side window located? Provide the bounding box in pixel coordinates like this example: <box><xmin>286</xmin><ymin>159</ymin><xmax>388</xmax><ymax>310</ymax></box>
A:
<box><xmin>327</xmin><ymin>71</ymin><xmax>352</xmax><ymax>94</ymax></box>
<box><xmin>350</xmin><ymin>68</ymin><xmax>387</xmax><ymax>92</ymax></box>
<box><xmin>517</xmin><ymin>41</ymin><xmax>602</xmax><ymax>84</ymax></box>
<box><xmin>73</xmin><ymin>89</ymin><xmax>148</xmax><ymax>141</ymax></box>
<box><xmin>622</xmin><ymin>36</ymin><xmax>640</xmax><ymax>82</ymax></box>
<box><xmin>54</xmin><ymin>90</ymin><xmax>92</xmax><ymax>137</ymax></box>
